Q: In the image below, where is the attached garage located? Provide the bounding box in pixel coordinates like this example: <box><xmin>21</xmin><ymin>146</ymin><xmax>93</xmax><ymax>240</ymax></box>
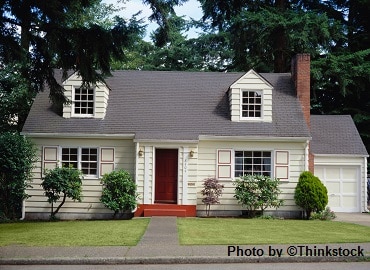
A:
<box><xmin>311</xmin><ymin>115</ymin><xmax>368</xmax><ymax>213</ymax></box>
<box><xmin>314</xmin><ymin>165</ymin><xmax>360</xmax><ymax>212</ymax></box>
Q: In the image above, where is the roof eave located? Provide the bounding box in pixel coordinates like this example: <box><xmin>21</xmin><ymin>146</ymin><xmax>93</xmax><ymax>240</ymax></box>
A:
<box><xmin>199</xmin><ymin>135</ymin><xmax>311</xmax><ymax>142</ymax></box>
<box><xmin>20</xmin><ymin>132</ymin><xmax>135</xmax><ymax>139</ymax></box>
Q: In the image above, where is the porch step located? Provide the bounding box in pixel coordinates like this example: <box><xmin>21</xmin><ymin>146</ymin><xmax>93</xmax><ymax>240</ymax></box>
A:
<box><xmin>144</xmin><ymin>209</ymin><xmax>186</xmax><ymax>217</ymax></box>
<box><xmin>135</xmin><ymin>204</ymin><xmax>197</xmax><ymax>217</ymax></box>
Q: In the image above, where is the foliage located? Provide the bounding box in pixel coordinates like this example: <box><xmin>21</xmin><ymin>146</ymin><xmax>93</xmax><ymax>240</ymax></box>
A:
<box><xmin>0</xmin><ymin>132</ymin><xmax>36</xmax><ymax>220</ymax></box>
<box><xmin>294</xmin><ymin>171</ymin><xmax>328</xmax><ymax>219</ymax></box>
<box><xmin>100</xmin><ymin>170</ymin><xmax>138</xmax><ymax>218</ymax></box>
<box><xmin>41</xmin><ymin>166</ymin><xmax>83</xmax><ymax>219</ymax></box>
<box><xmin>200</xmin><ymin>177</ymin><xmax>224</xmax><ymax>216</ymax></box>
<box><xmin>233</xmin><ymin>174</ymin><xmax>284</xmax><ymax>216</ymax></box>
<box><xmin>0</xmin><ymin>64</ymin><xmax>34</xmax><ymax>132</ymax></box>
<box><xmin>310</xmin><ymin>207</ymin><xmax>336</xmax><ymax>221</ymax></box>
<box><xmin>0</xmin><ymin>0</ymin><xmax>144</xmax><ymax>131</ymax></box>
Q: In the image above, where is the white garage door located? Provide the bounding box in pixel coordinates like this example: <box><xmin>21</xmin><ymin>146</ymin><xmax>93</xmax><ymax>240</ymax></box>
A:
<box><xmin>314</xmin><ymin>166</ymin><xmax>360</xmax><ymax>212</ymax></box>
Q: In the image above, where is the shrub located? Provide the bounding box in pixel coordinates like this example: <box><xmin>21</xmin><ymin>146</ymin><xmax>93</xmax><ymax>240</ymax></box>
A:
<box><xmin>41</xmin><ymin>166</ymin><xmax>83</xmax><ymax>219</ymax></box>
<box><xmin>233</xmin><ymin>174</ymin><xmax>284</xmax><ymax>217</ymax></box>
<box><xmin>0</xmin><ymin>132</ymin><xmax>36</xmax><ymax>220</ymax></box>
<box><xmin>294</xmin><ymin>171</ymin><xmax>328</xmax><ymax>219</ymax></box>
<box><xmin>100</xmin><ymin>170</ymin><xmax>138</xmax><ymax>218</ymax></box>
<box><xmin>310</xmin><ymin>207</ymin><xmax>336</xmax><ymax>221</ymax></box>
<box><xmin>200</xmin><ymin>177</ymin><xmax>224</xmax><ymax>216</ymax></box>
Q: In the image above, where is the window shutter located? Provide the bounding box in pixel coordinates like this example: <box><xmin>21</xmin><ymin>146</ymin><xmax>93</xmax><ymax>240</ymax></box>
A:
<box><xmin>100</xmin><ymin>148</ymin><xmax>115</xmax><ymax>176</ymax></box>
<box><xmin>274</xmin><ymin>150</ymin><xmax>289</xmax><ymax>180</ymax></box>
<box><xmin>43</xmin><ymin>146</ymin><xmax>59</xmax><ymax>172</ymax></box>
<box><xmin>217</xmin><ymin>149</ymin><xmax>233</xmax><ymax>179</ymax></box>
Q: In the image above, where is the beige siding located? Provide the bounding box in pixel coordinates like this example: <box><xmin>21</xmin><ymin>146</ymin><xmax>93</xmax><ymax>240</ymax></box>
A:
<box><xmin>197</xmin><ymin>140</ymin><xmax>307</xmax><ymax>213</ymax></box>
<box><xmin>25</xmin><ymin>137</ymin><xmax>135</xmax><ymax>218</ymax></box>
<box><xmin>62</xmin><ymin>73</ymin><xmax>109</xmax><ymax>119</ymax></box>
<box><xmin>229</xmin><ymin>70</ymin><xmax>273</xmax><ymax>122</ymax></box>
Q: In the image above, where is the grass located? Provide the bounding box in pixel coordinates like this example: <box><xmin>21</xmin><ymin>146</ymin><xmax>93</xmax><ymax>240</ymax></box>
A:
<box><xmin>177</xmin><ymin>218</ymin><xmax>370</xmax><ymax>245</ymax></box>
<box><xmin>0</xmin><ymin>218</ymin><xmax>150</xmax><ymax>247</ymax></box>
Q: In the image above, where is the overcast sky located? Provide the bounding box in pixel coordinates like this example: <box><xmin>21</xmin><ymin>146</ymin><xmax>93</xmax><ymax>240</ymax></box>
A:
<box><xmin>103</xmin><ymin>0</ymin><xmax>203</xmax><ymax>40</ymax></box>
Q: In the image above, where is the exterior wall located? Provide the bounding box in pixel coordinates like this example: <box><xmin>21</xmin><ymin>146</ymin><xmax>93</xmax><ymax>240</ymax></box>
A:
<box><xmin>25</xmin><ymin>137</ymin><xmax>135</xmax><ymax>219</ymax></box>
<box><xmin>314</xmin><ymin>155</ymin><xmax>367</xmax><ymax>212</ymax></box>
<box><xmin>135</xmin><ymin>142</ymin><xmax>198</xmax><ymax>206</ymax></box>
<box><xmin>196</xmin><ymin>140</ymin><xmax>307</xmax><ymax>217</ymax></box>
<box><xmin>229</xmin><ymin>70</ymin><xmax>273</xmax><ymax>122</ymax></box>
<box><xmin>62</xmin><ymin>73</ymin><xmax>109</xmax><ymax>119</ymax></box>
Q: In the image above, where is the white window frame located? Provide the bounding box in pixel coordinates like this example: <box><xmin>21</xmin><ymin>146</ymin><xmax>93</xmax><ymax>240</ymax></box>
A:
<box><xmin>234</xmin><ymin>150</ymin><xmax>272</xmax><ymax>178</ymax></box>
<box><xmin>72</xmin><ymin>87</ymin><xmax>95</xmax><ymax>117</ymax></box>
<box><xmin>240</xmin><ymin>89</ymin><xmax>263</xmax><ymax>120</ymax></box>
<box><xmin>60</xmin><ymin>146</ymin><xmax>99</xmax><ymax>178</ymax></box>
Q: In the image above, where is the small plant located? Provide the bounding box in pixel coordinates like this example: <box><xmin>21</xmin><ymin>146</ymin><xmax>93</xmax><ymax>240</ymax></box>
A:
<box><xmin>294</xmin><ymin>171</ymin><xmax>328</xmax><ymax>219</ymax></box>
<box><xmin>200</xmin><ymin>177</ymin><xmax>224</xmax><ymax>216</ymax></box>
<box><xmin>100</xmin><ymin>170</ymin><xmax>138</xmax><ymax>218</ymax></box>
<box><xmin>310</xmin><ymin>207</ymin><xmax>336</xmax><ymax>221</ymax></box>
<box><xmin>41</xmin><ymin>166</ymin><xmax>83</xmax><ymax>219</ymax></box>
<box><xmin>233</xmin><ymin>174</ymin><xmax>284</xmax><ymax>217</ymax></box>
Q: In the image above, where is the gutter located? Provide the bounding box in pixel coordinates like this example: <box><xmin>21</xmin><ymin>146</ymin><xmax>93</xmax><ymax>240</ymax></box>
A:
<box><xmin>20</xmin><ymin>132</ymin><xmax>135</xmax><ymax>139</ymax></box>
<box><xmin>199</xmin><ymin>135</ymin><xmax>311</xmax><ymax>142</ymax></box>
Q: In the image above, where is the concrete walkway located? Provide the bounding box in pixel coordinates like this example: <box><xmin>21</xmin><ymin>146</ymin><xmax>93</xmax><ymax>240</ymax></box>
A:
<box><xmin>0</xmin><ymin>216</ymin><xmax>369</xmax><ymax>265</ymax></box>
<box><xmin>334</xmin><ymin>213</ymin><xmax>370</xmax><ymax>227</ymax></box>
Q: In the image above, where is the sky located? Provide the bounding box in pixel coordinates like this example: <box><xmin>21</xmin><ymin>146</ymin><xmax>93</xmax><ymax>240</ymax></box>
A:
<box><xmin>103</xmin><ymin>0</ymin><xmax>203</xmax><ymax>40</ymax></box>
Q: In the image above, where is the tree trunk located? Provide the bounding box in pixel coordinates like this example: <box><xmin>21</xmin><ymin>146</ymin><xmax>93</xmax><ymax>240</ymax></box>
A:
<box><xmin>273</xmin><ymin>0</ymin><xmax>288</xmax><ymax>73</ymax></box>
<box><xmin>53</xmin><ymin>193</ymin><xmax>67</xmax><ymax>217</ymax></box>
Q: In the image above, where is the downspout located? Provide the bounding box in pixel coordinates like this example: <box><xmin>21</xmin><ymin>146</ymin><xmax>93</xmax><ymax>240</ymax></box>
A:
<box><xmin>132</xmin><ymin>142</ymin><xmax>139</xmax><ymax>213</ymax></box>
<box><xmin>304</xmin><ymin>140</ymin><xmax>309</xmax><ymax>171</ymax></box>
<box><xmin>363</xmin><ymin>157</ymin><xmax>369</xmax><ymax>213</ymax></box>
<box><xmin>20</xmin><ymin>199</ymin><xmax>26</xmax><ymax>220</ymax></box>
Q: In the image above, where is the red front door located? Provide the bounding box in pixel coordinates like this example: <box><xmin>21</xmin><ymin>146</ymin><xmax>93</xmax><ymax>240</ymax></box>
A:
<box><xmin>155</xmin><ymin>149</ymin><xmax>178</xmax><ymax>204</ymax></box>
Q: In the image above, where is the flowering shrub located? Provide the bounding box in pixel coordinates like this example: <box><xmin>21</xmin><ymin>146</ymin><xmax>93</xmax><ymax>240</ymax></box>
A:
<box><xmin>233</xmin><ymin>174</ymin><xmax>284</xmax><ymax>217</ymax></box>
<box><xmin>310</xmin><ymin>207</ymin><xmax>336</xmax><ymax>220</ymax></box>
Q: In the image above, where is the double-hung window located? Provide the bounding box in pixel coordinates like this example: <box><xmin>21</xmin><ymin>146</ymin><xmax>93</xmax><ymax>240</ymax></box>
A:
<box><xmin>234</xmin><ymin>151</ymin><xmax>271</xmax><ymax>177</ymax></box>
<box><xmin>62</xmin><ymin>147</ymin><xmax>98</xmax><ymax>176</ymax></box>
<box><xmin>241</xmin><ymin>90</ymin><xmax>262</xmax><ymax>118</ymax></box>
<box><xmin>74</xmin><ymin>87</ymin><xmax>94</xmax><ymax>116</ymax></box>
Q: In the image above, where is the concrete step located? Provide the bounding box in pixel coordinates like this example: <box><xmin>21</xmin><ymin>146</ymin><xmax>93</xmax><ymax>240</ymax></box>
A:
<box><xmin>135</xmin><ymin>204</ymin><xmax>197</xmax><ymax>217</ymax></box>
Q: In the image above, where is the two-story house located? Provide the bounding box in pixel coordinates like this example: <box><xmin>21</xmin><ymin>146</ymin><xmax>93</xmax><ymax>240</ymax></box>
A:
<box><xmin>21</xmin><ymin>54</ymin><xmax>368</xmax><ymax>219</ymax></box>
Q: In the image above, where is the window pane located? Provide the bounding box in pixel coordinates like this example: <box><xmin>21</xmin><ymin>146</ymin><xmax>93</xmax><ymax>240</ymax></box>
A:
<box><xmin>235</xmin><ymin>151</ymin><xmax>271</xmax><ymax>177</ymax></box>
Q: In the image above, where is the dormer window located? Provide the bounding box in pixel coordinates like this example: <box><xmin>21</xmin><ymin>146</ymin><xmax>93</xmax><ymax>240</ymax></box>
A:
<box><xmin>241</xmin><ymin>90</ymin><xmax>262</xmax><ymax>119</ymax></box>
<box><xmin>74</xmin><ymin>87</ymin><xmax>94</xmax><ymax>116</ymax></box>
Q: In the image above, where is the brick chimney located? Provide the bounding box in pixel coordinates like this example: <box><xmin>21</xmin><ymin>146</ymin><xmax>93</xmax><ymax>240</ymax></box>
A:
<box><xmin>291</xmin><ymin>53</ymin><xmax>311</xmax><ymax>128</ymax></box>
<box><xmin>291</xmin><ymin>54</ymin><xmax>314</xmax><ymax>172</ymax></box>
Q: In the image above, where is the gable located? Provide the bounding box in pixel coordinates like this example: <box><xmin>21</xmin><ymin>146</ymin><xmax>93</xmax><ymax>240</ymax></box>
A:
<box><xmin>229</xmin><ymin>70</ymin><xmax>273</xmax><ymax>122</ymax></box>
<box><xmin>62</xmin><ymin>72</ymin><xmax>110</xmax><ymax>119</ymax></box>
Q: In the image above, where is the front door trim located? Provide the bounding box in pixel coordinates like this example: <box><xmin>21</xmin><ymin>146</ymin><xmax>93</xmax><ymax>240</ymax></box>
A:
<box><xmin>153</xmin><ymin>148</ymin><xmax>179</xmax><ymax>204</ymax></box>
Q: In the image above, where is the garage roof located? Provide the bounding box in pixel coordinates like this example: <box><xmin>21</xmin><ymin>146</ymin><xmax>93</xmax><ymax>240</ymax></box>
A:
<box><xmin>310</xmin><ymin>115</ymin><xmax>368</xmax><ymax>156</ymax></box>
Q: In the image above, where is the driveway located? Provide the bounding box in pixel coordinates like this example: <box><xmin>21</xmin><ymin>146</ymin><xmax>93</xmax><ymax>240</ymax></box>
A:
<box><xmin>334</xmin><ymin>213</ymin><xmax>370</xmax><ymax>227</ymax></box>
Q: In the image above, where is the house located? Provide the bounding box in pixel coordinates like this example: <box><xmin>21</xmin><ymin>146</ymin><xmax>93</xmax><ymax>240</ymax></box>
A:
<box><xmin>21</xmin><ymin>54</ymin><xmax>368</xmax><ymax>219</ymax></box>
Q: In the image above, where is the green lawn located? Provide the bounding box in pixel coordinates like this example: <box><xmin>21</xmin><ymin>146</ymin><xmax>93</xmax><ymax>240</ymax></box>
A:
<box><xmin>177</xmin><ymin>218</ymin><xmax>370</xmax><ymax>245</ymax></box>
<box><xmin>0</xmin><ymin>218</ymin><xmax>150</xmax><ymax>247</ymax></box>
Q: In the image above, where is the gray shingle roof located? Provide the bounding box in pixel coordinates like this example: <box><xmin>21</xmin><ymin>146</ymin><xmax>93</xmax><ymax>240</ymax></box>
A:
<box><xmin>310</xmin><ymin>115</ymin><xmax>368</xmax><ymax>156</ymax></box>
<box><xmin>22</xmin><ymin>70</ymin><xmax>311</xmax><ymax>140</ymax></box>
